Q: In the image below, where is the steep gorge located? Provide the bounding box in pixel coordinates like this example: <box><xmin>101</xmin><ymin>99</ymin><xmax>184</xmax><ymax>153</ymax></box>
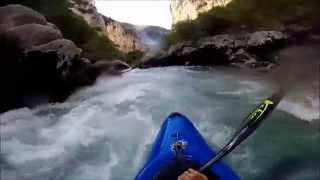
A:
<box><xmin>70</xmin><ymin>0</ymin><xmax>168</xmax><ymax>53</ymax></box>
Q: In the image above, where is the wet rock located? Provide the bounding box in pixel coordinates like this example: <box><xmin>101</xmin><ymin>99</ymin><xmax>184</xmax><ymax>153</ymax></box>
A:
<box><xmin>141</xmin><ymin>31</ymin><xmax>288</xmax><ymax>68</ymax></box>
<box><xmin>92</xmin><ymin>60</ymin><xmax>132</xmax><ymax>75</ymax></box>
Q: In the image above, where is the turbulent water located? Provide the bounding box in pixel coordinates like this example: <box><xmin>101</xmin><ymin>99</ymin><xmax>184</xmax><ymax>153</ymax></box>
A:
<box><xmin>1</xmin><ymin>67</ymin><xmax>319</xmax><ymax>180</ymax></box>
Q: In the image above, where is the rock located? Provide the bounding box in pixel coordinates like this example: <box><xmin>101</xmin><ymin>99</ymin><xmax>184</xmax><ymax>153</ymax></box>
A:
<box><xmin>229</xmin><ymin>49</ymin><xmax>256</xmax><ymax>63</ymax></box>
<box><xmin>25</xmin><ymin>39</ymin><xmax>82</xmax><ymax>64</ymax></box>
<box><xmin>69</xmin><ymin>0</ymin><xmax>105</xmax><ymax>29</ymax></box>
<box><xmin>0</xmin><ymin>4</ymin><xmax>109</xmax><ymax>113</ymax></box>
<box><xmin>92</xmin><ymin>60</ymin><xmax>132</xmax><ymax>75</ymax></box>
<box><xmin>141</xmin><ymin>31</ymin><xmax>288</xmax><ymax>68</ymax></box>
<box><xmin>103</xmin><ymin>17</ymin><xmax>147</xmax><ymax>53</ymax></box>
<box><xmin>103</xmin><ymin>17</ymin><xmax>169</xmax><ymax>53</ymax></box>
<box><xmin>108</xmin><ymin>60</ymin><xmax>131</xmax><ymax>73</ymax></box>
<box><xmin>2</xmin><ymin>23</ymin><xmax>62</xmax><ymax>49</ymax></box>
<box><xmin>25</xmin><ymin>39</ymin><xmax>82</xmax><ymax>80</ymax></box>
<box><xmin>200</xmin><ymin>34</ymin><xmax>243</xmax><ymax>49</ymax></box>
<box><xmin>0</xmin><ymin>4</ymin><xmax>47</xmax><ymax>33</ymax></box>
<box><xmin>69</xmin><ymin>0</ymin><xmax>145</xmax><ymax>53</ymax></box>
<box><xmin>170</xmin><ymin>0</ymin><xmax>233</xmax><ymax>24</ymax></box>
<box><xmin>246</xmin><ymin>31</ymin><xmax>288</xmax><ymax>47</ymax></box>
<box><xmin>245</xmin><ymin>31</ymin><xmax>288</xmax><ymax>58</ymax></box>
<box><xmin>0</xmin><ymin>35</ymin><xmax>97</xmax><ymax>111</ymax></box>
<box><xmin>141</xmin><ymin>42</ymin><xmax>229</xmax><ymax>67</ymax></box>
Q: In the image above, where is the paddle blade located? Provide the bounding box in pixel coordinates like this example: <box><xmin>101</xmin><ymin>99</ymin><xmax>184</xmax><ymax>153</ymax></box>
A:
<box><xmin>199</xmin><ymin>90</ymin><xmax>285</xmax><ymax>172</ymax></box>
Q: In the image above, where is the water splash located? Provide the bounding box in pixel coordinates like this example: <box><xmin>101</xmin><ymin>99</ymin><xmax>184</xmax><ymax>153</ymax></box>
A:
<box><xmin>1</xmin><ymin>67</ymin><xmax>319</xmax><ymax>180</ymax></box>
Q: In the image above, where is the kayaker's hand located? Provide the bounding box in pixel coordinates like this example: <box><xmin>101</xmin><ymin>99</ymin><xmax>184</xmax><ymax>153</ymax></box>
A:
<box><xmin>178</xmin><ymin>168</ymin><xmax>208</xmax><ymax>180</ymax></box>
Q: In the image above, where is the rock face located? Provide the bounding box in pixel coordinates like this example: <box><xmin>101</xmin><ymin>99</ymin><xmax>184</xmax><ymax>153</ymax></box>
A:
<box><xmin>141</xmin><ymin>31</ymin><xmax>288</xmax><ymax>69</ymax></box>
<box><xmin>70</xmin><ymin>0</ymin><xmax>168</xmax><ymax>53</ymax></box>
<box><xmin>70</xmin><ymin>0</ymin><xmax>105</xmax><ymax>29</ymax></box>
<box><xmin>171</xmin><ymin>0</ymin><xmax>232</xmax><ymax>24</ymax></box>
<box><xmin>103</xmin><ymin>16</ymin><xmax>169</xmax><ymax>53</ymax></box>
<box><xmin>0</xmin><ymin>4</ymin><xmax>131</xmax><ymax>113</ymax></box>
<box><xmin>102</xmin><ymin>16</ymin><xmax>146</xmax><ymax>53</ymax></box>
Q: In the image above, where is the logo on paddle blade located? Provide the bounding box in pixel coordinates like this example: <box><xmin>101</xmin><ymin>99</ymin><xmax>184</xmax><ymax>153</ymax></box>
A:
<box><xmin>248</xmin><ymin>99</ymin><xmax>274</xmax><ymax>123</ymax></box>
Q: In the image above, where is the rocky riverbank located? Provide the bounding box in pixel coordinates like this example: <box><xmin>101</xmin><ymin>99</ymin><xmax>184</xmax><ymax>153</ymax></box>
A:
<box><xmin>142</xmin><ymin>29</ymin><xmax>319</xmax><ymax>70</ymax></box>
<box><xmin>0</xmin><ymin>4</ymin><xmax>131</xmax><ymax>113</ymax></box>
<box><xmin>140</xmin><ymin>31</ymin><xmax>289</xmax><ymax>69</ymax></box>
<box><xmin>152</xmin><ymin>0</ymin><xmax>320</xmax><ymax>70</ymax></box>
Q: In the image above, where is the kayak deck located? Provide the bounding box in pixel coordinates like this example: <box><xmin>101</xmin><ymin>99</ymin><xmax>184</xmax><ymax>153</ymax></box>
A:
<box><xmin>136</xmin><ymin>112</ymin><xmax>240</xmax><ymax>180</ymax></box>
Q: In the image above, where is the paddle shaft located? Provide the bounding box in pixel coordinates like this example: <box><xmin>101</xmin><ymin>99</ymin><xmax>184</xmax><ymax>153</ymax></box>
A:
<box><xmin>199</xmin><ymin>90</ymin><xmax>285</xmax><ymax>172</ymax></box>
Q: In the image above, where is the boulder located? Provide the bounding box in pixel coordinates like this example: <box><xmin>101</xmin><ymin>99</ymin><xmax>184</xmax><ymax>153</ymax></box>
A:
<box><xmin>200</xmin><ymin>34</ymin><xmax>243</xmax><ymax>49</ymax></box>
<box><xmin>0</xmin><ymin>4</ymin><xmax>111</xmax><ymax>113</ymax></box>
<box><xmin>25</xmin><ymin>39</ymin><xmax>81</xmax><ymax>59</ymax></box>
<box><xmin>230</xmin><ymin>49</ymin><xmax>256</xmax><ymax>63</ymax></box>
<box><xmin>25</xmin><ymin>39</ymin><xmax>82</xmax><ymax>80</ymax></box>
<box><xmin>246</xmin><ymin>31</ymin><xmax>288</xmax><ymax>47</ymax></box>
<box><xmin>0</xmin><ymin>4</ymin><xmax>47</xmax><ymax>33</ymax></box>
<box><xmin>2</xmin><ymin>23</ymin><xmax>62</xmax><ymax>49</ymax></box>
<box><xmin>92</xmin><ymin>60</ymin><xmax>132</xmax><ymax>75</ymax></box>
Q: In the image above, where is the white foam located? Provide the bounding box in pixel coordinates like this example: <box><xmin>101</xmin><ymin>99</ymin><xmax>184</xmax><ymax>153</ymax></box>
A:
<box><xmin>75</xmin><ymin>145</ymin><xmax>119</xmax><ymax>180</ymax></box>
<box><xmin>1</xmin><ymin>67</ymin><xmax>318</xmax><ymax>180</ymax></box>
<box><xmin>278</xmin><ymin>95</ymin><xmax>319</xmax><ymax>121</ymax></box>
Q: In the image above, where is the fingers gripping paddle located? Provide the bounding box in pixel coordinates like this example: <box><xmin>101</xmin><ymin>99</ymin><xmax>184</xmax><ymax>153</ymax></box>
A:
<box><xmin>199</xmin><ymin>90</ymin><xmax>285</xmax><ymax>172</ymax></box>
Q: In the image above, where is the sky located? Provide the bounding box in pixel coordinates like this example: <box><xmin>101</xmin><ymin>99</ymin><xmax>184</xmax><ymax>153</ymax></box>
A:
<box><xmin>95</xmin><ymin>0</ymin><xmax>172</xmax><ymax>29</ymax></box>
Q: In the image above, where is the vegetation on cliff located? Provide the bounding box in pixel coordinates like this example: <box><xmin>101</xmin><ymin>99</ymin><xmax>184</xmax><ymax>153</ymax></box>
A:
<box><xmin>165</xmin><ymin>0</ymin><xmax>320</xmax><ymax>46</ymax></box>
<box><xmin>1</xmin><ymin>0</ymin><xmax>125</xmax><ymax>62</ymax></box>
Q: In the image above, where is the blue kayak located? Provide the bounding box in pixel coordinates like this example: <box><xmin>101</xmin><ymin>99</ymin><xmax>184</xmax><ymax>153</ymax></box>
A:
<box><xmin>136</xmin><ymin>112</ymin><xmax>240</xmax><ymax>180</ymax></box>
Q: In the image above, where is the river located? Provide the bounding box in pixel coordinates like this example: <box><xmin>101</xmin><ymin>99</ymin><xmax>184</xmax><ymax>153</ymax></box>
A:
<box><xmin>1</xmin><ymin>67</ymin><xmax>319</xmax><ymax>180</ymax></box>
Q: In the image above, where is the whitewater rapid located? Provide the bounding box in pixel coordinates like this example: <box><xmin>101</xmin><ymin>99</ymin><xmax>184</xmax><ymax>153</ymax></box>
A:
<box><xmin>1</xmin><ymin>67</ymin><xmax>319</xmax><ymax>180</ymax></box>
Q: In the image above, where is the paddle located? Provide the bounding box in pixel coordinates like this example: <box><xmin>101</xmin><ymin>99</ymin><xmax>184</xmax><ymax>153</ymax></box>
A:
<box><xmin>199</xmin><ymin>89</ymin><xmax>285</xmax><ymax>172</ymax></box>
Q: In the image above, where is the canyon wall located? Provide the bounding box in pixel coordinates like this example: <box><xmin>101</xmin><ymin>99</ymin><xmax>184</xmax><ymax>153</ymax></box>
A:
<box><xmin>171</xmin><ymin>0</ymin><xmax>232</xmax><ymax>24</ymax></box>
